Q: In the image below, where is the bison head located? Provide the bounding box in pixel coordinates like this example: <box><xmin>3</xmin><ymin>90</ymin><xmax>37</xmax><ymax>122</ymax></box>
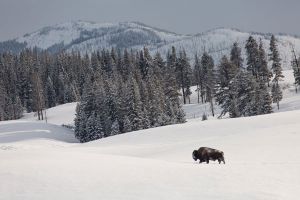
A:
<box><xmin>192</xmin><ymin>150</ymin><xmax>198</xmax><ymax>161</ymax></box>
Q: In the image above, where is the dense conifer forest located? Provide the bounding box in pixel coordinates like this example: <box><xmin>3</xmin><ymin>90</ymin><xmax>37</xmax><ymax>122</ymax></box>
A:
<box><xmin>0</xmin><ymin>35</ymin><xmax>292</xmax><ymax>142</ymax></box>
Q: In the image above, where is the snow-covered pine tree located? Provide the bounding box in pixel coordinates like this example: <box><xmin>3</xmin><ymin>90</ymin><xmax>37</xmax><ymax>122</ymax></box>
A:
<box><xmin>193</xmin><ymin>53</ymin><xmax>205</xmax><ymax>103</ymax></box>
<box><xmin>122</xmin><ymin>115</ymin><xmax>132</xmax><ymax>133</ymax></box>
<box><xmin>146</xmin><ymin>59</ymin><xmax>167</xmax><ymax>127</ymax></box>
<box><xmin>215</xmin><ymin>56</ymin><xmax>238</xmax><ymax>118</ymax></box>
<box><xmin>245</xmin><ymin>36</ymin><xmax>259</xmax><ymax>78</ymax></box>
<box><xmin>234</xmin><ymin>70</ymin><xmax>257</xmax><ymax>116</ymax></box>
<box><xmin>258</xmin><ymin>39</ymin><xmax>272</xmax><ymax>86</ymax></box>
<box><xmin>74</xmin><ymin>77</ymin><xmax>97</xmax><ymax>142</ymax></box>
<box><xmin>271</xmin><ymin>83</ymin><xmax>283</xmax><ymax>110</ymax></box>
<box><xmin>45</xmin><ymin>77</ymin><xmax>56</xmax><ymax>108</ymax></box>
<box><xmin>230</xmin><ymin>42</ymin><xmax>243</xmax><ymax>69</ymax></box>
<box><xmin>291</xmin><ymin>46</ymin><xmax>300</xmax><ymax>93</ymax></box>
<box><xmin>258</xmin><ymin>78</ymin><xmax>273</xmax><ymax>114</ymax></box>
<box><xmin>201</xmin><ymin>52</ymin><xmax>216</xmax><ymax>117</ymax></box>
<box><xmin>177</xmin><ymin>49</ymin><xmax>193</xmax><ymax>104</ymax></box>
<box><xmin>86</xmin><ymin>111</ymin><xmax>105</xmax><ymax>142</ymax></box>
<box><xmin>269</xmin><ymin>35</ymin><xmax>284</xmax><ymax>109</ymax></box>
<box><xmin>110</xmin><ymin>120</ymin><xmax>120</xmax><ymax>136</ymax></box>
<box><xmin>126</xmin><ymin>75</ymin><xmax>145</xmax><ymax>131</ymax></box>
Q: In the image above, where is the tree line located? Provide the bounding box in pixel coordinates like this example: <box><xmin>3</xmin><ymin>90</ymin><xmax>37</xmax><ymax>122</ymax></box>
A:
<box><xmin>0</xmin><ymin>34</ymin><xmax>288</xmax><ymax>142</ymax></box>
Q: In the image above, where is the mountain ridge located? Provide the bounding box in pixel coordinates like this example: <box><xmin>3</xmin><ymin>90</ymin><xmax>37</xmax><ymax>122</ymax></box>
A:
<box><xmin>1</xmin><ymin>21</ymin><xmax>300</xmax><ymax>69</ymax></box>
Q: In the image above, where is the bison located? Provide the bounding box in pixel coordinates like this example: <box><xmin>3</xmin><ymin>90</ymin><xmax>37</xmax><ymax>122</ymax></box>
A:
<box><xmin>192</xmin><ymin>147</ymin><xmax>225</xmax><ymax>164</ymax></box>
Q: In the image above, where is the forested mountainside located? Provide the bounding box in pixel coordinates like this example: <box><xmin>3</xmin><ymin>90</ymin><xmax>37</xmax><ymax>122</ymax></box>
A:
<box><xmin>1</xmin><ymin>21</ymin><xmax>300</xmax><ymax>69</ymax></box>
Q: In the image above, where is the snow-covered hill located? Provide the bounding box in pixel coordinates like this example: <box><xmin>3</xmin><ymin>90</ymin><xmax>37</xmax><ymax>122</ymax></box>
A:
<box><xmin>1</xmin><ymin>69</ymin><xmax>300</xmax><ymax>199</ymax></box>
<box><xmin>1</xmin><ymin>21</ymin><xmax>300</xmax><ymax>69</ymax></box>
<box><xmin>156</xmin><ymin>28</ymin><xmax>300</xmax><ymax>69</ymax></box>
<box><xmin>0</xmin><ymin>21</ymin><xmax>186</xmax><ymax>54</ymax></box>
<box><xmin>1</xmin><ymin>96</ymin><xmax>300</xmax><ymax>199</ymax></box>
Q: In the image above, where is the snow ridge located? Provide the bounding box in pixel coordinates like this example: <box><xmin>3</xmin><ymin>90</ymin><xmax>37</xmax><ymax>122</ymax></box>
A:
<box><xmin>2</xmin><ymin>21</ymin><xmax>300</xmax><ymax>69</ymax></box>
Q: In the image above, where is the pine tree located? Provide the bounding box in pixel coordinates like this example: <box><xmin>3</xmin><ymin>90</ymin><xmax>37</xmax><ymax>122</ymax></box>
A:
<box><xmin>111</xmin><ymin>120</ymin><xmax>120</xmax><ymax>136</ymax></box>
<box><xmin>126</xmin><ymin>76</ymin><xmax>144</xmax><ymax>131</ymax></box>
<box><xmin>230</xmin><ymin>42</ymin><xmax>243</xmax><ymax>69</ymax></box>
<box><xmin>245</xmin><ymin>36</ymin><xmax>259</xmax><ymax>78</ymax></box>
<box><xmin>194</xmin><ymin>54</ymin><xmax>204</xmax><ymax>103</ymax></box>
<box><xmin>291</xmin><ymin>46</ymin><xmax>300</xmax><ymax>93</ymax></box>
<box><xmin>258</xmin><ymin>78</ymin><xmax>273</xmax><ymax>114</ymax></box>
<box><xmin>258</xmin><ymin>39</ymin><xmax>272</xmax><ymax>86</ymax></box>
<box><xmin>176</xmin><ymin>49</ymin><xmax>192</xmax><ymax>104</ymax></box>
<box><xmin>122</xmin><ymin>115</ymin><xmax>132</xmax><ymax>133</ymax></box>
<box><xmin>215</xmin><ymin>56</ymin><xmax>238</xmax><ymax>118</ymax></box>
<box><xmin>0</xmin><ymin>80</ymin><xmax>6</xmax><ymax>121</ymax></box>
<box><xmin>164</xmin><ymin>50</ymin><xmax>185</xmax><ymax>123</ymax></box>
<box><xmin>271</xmin><ymin>83</ymin><xmax>283</xmax><ymax>110</ymax></box>
<box><xmin>74</xmin><ymin>78</ymin><xmax>97</xmax><ymax>142</ymax></box>
<box><xmin>201</xmin><ymin>52</ymin><xmax>216</xmax><ymax>116</ymax></box>
<box><xmin>45</xmin><ymin>77</ymin><xmax>56</xmax><ymax>108</ymax></box>
<box><xmin>269</xmin><ymin>35</ymin><xmax>284</xmax><ymax>109</ymax></box>
<box><xmin>234</xmin><ymin>70</ymin><xmax>257</xmax><ymax>117</ymax></box>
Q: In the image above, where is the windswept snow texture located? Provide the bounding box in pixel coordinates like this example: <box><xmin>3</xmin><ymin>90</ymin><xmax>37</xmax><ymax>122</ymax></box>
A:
<box><xmin>0</xmin><ymin>121</ymin><xmax>77</xmax><ymax>143</ymax></box>
<box><xmin>1</xmin><ymin>108</ymin><xmax>300</xmax><ymax>199</ymax></box>
<box><xmin>1</xmin><ymin>70</ymin><xmax>300</xmax><ymax>199</ymax></box>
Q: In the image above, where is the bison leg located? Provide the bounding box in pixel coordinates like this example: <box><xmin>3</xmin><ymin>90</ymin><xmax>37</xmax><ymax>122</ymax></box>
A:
<box><xmin>218</xmin><ymin>159</ymin><xmax>221</xmax><ymax>164</ymax></box>
<box><xmin>206</xmin><ymin>154</ymin><xmax>211</xmax><ymax>164</ymax></box>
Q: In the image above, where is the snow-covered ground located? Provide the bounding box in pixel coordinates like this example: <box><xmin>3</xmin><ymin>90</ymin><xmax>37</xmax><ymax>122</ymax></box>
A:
<box><xmin>1</xmin><ymin>70</ymin><xmax>300</xmax><ymax>200</ymax></box>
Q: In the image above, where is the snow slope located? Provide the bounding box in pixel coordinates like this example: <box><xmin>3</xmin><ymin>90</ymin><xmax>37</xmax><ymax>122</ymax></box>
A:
<box><xmin>1</xmin><ymin>107</ymin><xmax>300</xmax><ymax>199</ymax></box>
<box><xmin>1</xmin><ymin>70</ymin><xmax>300</xmax><ymax>200</ymax></box>
<box><xmin>156</xmin><ymin>28</ymin><xmax>300</xmax><ymax>70</ymax></box>
<box><xmin>22</xmin><ymin>102</ymin><xmax>77</xmax><ymax>126</ymax></box>
<box><xmin>12</xmin><ymin>21</ymin><xmax>186</xmax><ymax>53</ymax></box>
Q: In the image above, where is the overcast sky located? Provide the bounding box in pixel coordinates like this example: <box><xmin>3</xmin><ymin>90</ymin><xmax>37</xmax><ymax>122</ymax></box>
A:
<box><xmin>0</xmin><ymin>0</ymin><xmax>299</xmax><ymax>41</ymax></box>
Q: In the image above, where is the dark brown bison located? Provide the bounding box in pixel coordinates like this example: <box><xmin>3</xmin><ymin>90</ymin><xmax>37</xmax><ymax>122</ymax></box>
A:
<box><xmin>192</xmin><ymin>147</ymin><xmax>225</xmax><ymax>164</ymax></box>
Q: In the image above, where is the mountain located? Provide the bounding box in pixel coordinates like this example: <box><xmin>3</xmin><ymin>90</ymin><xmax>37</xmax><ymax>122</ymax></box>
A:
<box><xmin>1</xmin><ymin>21</ymin><xmax>300</xmax><ymax>69</ymax></box>
<box><xmin>0</xmin><ymin>21</ymin><xmax>187</xmax><ymax>54</ymax></box>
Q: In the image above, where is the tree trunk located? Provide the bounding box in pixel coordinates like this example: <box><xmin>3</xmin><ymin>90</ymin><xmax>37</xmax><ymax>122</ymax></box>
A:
<box><xmin>197</xmin><ymin>85</ymin><xmax>200</xmax><ymax>104</ymax></box>
<box><xmin>200</xmin><ymin>84</ymin><xmax>204</xmax><ymax>103</ymax></box>
<box><xmin>210</xmin><ymin>99</ymin><xmax>215</xmax><ymax>117</ymax></box>
<box><xmin>182</xmin><ymin>87</ymin><xmax>186</xmax><ymax>104</ymax></box>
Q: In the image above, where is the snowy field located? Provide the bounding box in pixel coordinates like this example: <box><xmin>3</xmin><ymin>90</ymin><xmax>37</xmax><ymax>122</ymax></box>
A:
<box><xmin>1</xmin><ymin>70</ymin><xmax>300</xmax><ymax>200</ymax></box>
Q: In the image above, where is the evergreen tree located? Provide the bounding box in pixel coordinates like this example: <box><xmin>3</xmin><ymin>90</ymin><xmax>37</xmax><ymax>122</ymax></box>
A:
<box><xmin>126</xmin><ymin>76</ymin><xmax>144</xmax><ymax>131</ymax></box>
<box><xmin>215</xmin><ymin>56</ymin><xmax>239</xmax><ymax>117</ymax></box>
<box><xmin>234</xmin><ymin>70</ymin><xmax>257</xmax><ymax>116</ymax></box>
<box><xmin>194</xmin><ymin>53</ymin><xmax>205</xmax><ymax>103</ymax></box>
<box><xmin>45</xmin><ymin>77</ymin><xmax>56</xmax><ymax>108</ymax></box>
<box><xmin>257</xmin><ymin>78</ymin><xmax>273</xmax><ymax>114</ymax></box>
<box><xmin>176</xmin><ymin>49</ymin><xmax>192</xmax><ymax>104</ymax></box>
<box><xmin>230</xmin><ymin>42</ymin><xmax>243</xmax><ymax>69</ymax></box>
<box><xmin>111</xmin><ymin>120</ymin><xmax>120</xmax><ymax>136</ymax></box>
<box><xmin>291</xmin><ymin>47</ymin><xmax>300</xmax><ymax>93</ymax></box>
<box><xmin>269</xmin><ymin>35</ymin><xmax>284</xmax><ymax>109</ymax></box>
<box><xmin>258</xmin><ymin>39</ymin><xmax>272</xmax><ymax>86</ymax></box>
<box><xmin>245</xmin><ymin>36</ymin><xmax>259</xmax><ymax>78</ymax></box>
<box><xmin>201</xmin><ymin>52</ymin><xmax>216</xmax><ymax>116</ymax></box>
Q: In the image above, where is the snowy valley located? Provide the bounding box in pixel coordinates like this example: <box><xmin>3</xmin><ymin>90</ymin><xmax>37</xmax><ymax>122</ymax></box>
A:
<box><xmin>2</xmin><ymin>0</ymin><xmax>300</xmax><ymax>198</ymax></box>
<box><xmin>1</xmin><ymin>69</ymin><xmax>300</xmax><ymax>200</ymax></box>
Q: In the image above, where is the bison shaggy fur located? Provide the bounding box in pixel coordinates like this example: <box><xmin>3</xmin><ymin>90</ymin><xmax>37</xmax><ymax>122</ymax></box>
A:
<box><xmin>192</xmin><ymin>147</ymin><xmax>225</xmax><ymax>164</ymax></box>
